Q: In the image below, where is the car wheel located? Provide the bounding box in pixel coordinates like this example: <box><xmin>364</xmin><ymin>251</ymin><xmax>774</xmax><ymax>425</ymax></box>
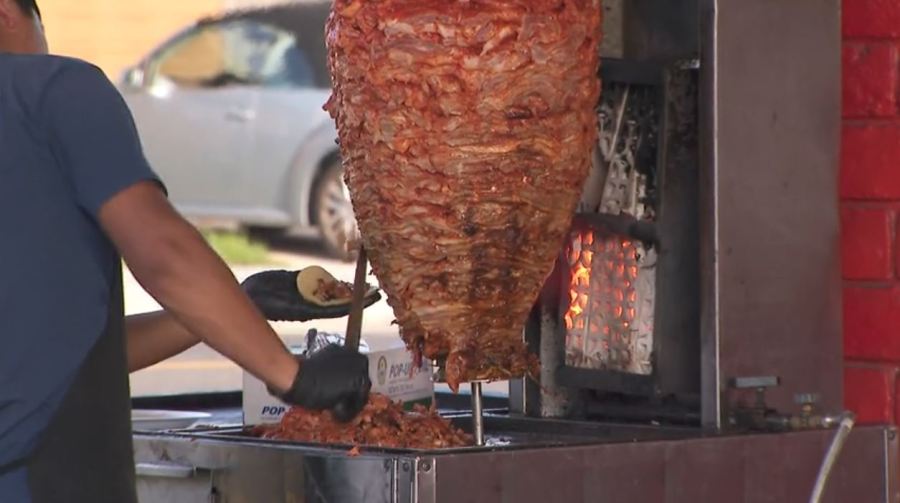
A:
<box><xmin>313</xmin><ymin>159</ymin><xmax>357</xmax><ymax>262</ymax></box>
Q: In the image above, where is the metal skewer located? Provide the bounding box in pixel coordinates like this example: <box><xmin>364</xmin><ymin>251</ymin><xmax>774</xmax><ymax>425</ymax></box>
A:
<box><xmin>431</xmin><ymin>360</ymin><xmax>487</xmax><ymax>446</ymax></box>
<box><xmin>471</xmin><ymin>382</ymin><xmax>485</xmax><ymax>446</ymax></box>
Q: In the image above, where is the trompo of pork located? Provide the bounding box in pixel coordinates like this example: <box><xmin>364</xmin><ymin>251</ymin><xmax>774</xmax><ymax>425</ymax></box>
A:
<box><xmin>325</xmin><ymin>0</ymin><xmax>602</xmax><ymax>390</ymax></box>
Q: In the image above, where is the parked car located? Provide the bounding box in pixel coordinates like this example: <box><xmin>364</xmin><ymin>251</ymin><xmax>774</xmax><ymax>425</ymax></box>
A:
<box><xmin>117</xmin><ymin>2</ymin><xmax>356</xmax><ymax>259</ymax></box>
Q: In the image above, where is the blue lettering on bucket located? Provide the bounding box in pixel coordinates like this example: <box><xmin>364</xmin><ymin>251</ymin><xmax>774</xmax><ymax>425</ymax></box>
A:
<box><xmin>262</xmin><ymin>406</ymin><xmax>287</xmax><ymax>416</ymax></box>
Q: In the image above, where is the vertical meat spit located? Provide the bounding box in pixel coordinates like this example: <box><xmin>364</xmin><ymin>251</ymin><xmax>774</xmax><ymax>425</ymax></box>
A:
<box><xmin>433</xmin><ymin>362</ymin><xmax>486</xmax><ymax>446</ymax></box>
<box><xmin>470</xmin><ymin>382</ymin><xmax>485</xmax><ymax>446</ymax></box>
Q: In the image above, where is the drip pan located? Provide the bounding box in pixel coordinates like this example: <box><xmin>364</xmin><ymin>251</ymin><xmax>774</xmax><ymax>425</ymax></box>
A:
<box><xmin>156</xmin><ymin>414</ymin><xmax>699</xmax><ymax>455</ymax></box>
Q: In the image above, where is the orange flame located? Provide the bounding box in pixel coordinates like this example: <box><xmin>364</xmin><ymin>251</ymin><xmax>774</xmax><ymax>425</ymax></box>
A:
<box><xmin>564</xmin><ymin>230</ymin><xmax>594</xmax><ymax>330</ymax></box>
<box><xmin>564</xmin><ymin>227</ymin><xmax>644</xmax><ymax>370</ymax></box>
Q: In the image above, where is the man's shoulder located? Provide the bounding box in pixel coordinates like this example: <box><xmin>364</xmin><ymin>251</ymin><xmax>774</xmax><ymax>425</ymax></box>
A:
<box><xmin>1</xmin><ymin>55</ymin><xmax>123</xmax><ymax>123</ymax></box>
<box><xmin>2</xmin><ymin>54</ymin><xmax>109</xmax><ymax>89</ymax></box>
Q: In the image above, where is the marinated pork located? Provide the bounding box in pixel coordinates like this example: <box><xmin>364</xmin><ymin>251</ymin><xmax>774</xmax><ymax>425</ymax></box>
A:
<box><xmin>259</xmin><ymin>393</ymin><xmax>472</xmax><ymax>449</ymax></box>
<box><xmin>326</xmin><ymin>0</ymin><xmax>602</xmax><ymax>390</ymax></box>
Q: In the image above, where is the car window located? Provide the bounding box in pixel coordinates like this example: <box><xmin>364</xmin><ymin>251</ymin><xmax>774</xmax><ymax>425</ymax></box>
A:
<box><xmin>234</xmin><ymin>21</ymin><xmax>315</xmax><ymax>88</ymax></box>
<box><xmin>151</xmin><ymin>20</ymin><xmax>314</xmax><ymax>89</ymax></box>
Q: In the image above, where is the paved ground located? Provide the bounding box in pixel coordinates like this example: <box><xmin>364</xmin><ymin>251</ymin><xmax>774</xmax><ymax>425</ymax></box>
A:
<box><xmin>128</xmin><ymin>237</ymin><xmax>507</xmax><ymax>397</ymax></box>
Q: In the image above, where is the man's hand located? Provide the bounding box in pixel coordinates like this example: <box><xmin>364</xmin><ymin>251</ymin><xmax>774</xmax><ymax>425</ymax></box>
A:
<box><xmin>276</xmin><ymin>345</ymin><xmax>371</xmax><ymax>422</ymax></box>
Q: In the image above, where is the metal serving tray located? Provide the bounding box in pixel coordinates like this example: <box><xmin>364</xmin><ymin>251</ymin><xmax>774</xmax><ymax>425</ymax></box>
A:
<box><xmin>161</xmin><ymin>414</ymin><xmax>699</xmax><ymax>455</ymax></box>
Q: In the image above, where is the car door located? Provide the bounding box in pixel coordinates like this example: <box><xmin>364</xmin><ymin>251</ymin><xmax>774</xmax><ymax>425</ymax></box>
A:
<box><xmin>120</xmin><ymin>21</ymin><xmax>258</xmax><ymax>219</ymax></box>
<box><xmin>238</xmin><ymin>21</ymin><xmax>334</xmax><ymax>219</ymax></box>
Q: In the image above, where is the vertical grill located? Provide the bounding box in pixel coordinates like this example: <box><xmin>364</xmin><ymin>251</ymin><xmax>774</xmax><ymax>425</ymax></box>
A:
<box><xmin>563</xmin><ymin>229</ymin><xmax>654</xmax><ymax>376</ymax></box>
<box><xmin>562</xmin><ymin>73</ymin><xmax>661</xmax><ymax>377</ymax></box>
<box><xmin>517</xmin><ymin>58</ymin><xmax>702</xmax><ymax>421</ymax></box>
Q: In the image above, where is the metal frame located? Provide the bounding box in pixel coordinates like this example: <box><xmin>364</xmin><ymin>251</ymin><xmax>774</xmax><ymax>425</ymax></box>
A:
<box><xmin>134</xmin><ymin>425</ymin><xmax>898</xmax><ymax>502</ymax></box>
<box><xmin>531</xmin><ymin>56</ymin><xmax>701</xmax><ymax>417</ymax></box>
<box><xmin>131</xmin><ymin>3</ymin><xmax>878</xmax><ymax>502</ymax></box>
<box><xmin>697</xmin><ymin>0</ymin><xmax>843</xmax><ymax>428</ymax></box>
<box><xmin>522</xmin><ymin>0</ymin><xmax>843</xmax><ymax>430</ymax></box>
<box><xmin>559</xmin><ymin>58</ymin><xmax>665</xmax><ymax>394</ymax></box>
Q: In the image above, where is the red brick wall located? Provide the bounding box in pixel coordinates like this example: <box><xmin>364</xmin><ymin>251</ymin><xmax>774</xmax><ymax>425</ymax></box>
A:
<box><xmin>842</xmin><ymin>0</ymin><xmax>900</xmax><ymax>425</ymax></box>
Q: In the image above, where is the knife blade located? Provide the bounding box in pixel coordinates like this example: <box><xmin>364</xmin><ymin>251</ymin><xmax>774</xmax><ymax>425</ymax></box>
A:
<box><xmin>344</xmin><ymin>246</ymin><xmax>368</xmax><ymax>352</ymax></box>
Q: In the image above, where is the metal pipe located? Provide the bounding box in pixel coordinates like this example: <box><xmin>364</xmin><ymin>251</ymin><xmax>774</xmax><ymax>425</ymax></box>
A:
<box><xmin>809</xmin><ymin>411</ymin><xmax>856</xmax><ymax>503</ymax></box>
<box><xmin>820</xmin><ymin>413</ymin><xmax>848</xmax><ymax>429</ymax></box>
<box><xmin>471</xmin><ymin>382</ymin><xmax>485</xmax><ymax>446</ymax></box>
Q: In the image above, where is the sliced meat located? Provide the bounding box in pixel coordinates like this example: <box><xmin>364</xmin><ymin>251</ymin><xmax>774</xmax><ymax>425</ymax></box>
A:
<box><xmin>259</xmin><ymin>393</ymin><xmax>472</xmax><ymax>449</ymax></box>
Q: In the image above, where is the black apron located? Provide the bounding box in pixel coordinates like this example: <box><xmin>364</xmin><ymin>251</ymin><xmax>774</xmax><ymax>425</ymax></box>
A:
<box><xmin>26</xmin><ymin>265</ymin><xmax>137</xmax><ymax>503</ymax></box>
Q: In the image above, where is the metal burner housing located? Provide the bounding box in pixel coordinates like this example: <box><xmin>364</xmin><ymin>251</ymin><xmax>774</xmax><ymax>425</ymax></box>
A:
<box><xmin>511</xmin><ymin>0</ymin><xmax>843</xmax><ymax>430</ymax></box>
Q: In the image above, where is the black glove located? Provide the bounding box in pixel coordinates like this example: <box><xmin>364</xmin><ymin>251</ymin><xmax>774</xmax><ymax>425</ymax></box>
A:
<box><xmin>274</xmin><ymin>344</ymin><xmax>371</xmax><ymax>422</ymax></box>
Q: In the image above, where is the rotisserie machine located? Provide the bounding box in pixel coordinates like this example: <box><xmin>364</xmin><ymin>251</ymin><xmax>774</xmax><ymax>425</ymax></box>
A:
<box><xmin>133</xmin><ymin>1</ymin><xmax>899</xmax><ymax>502</ymax></box>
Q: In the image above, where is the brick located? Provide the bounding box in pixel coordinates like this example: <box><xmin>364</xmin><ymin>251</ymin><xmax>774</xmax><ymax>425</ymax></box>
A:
<box><xmin>841</xmin><ymin>124</ymin><xmax>900</xmax><ymax>199</ymax></box>
<box><xmin>843</xmin><ymin>43</ymin><xmax>898</xmax><ymax>118</ymax></box>
<box><xmin>844</xmin><ymin>0</ymin><xmax>900</xmax><ymax>38</ymax></box>
<box><xmin>841</xmin><ymin>206</ymin><xmax>893</xmax><ymax>280</ymax></box>
<box><xmin>844</xmin><ymin>365</ymin><xmax>895</xmax><ymax>425</ymax></box>
<box><xmin>844</xmin><ymin>286</ymin><xmax>900</xmax><ymax>360</ymax></box>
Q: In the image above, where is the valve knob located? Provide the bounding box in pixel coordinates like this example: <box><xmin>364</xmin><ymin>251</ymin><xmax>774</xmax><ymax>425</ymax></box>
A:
<box><xmin>794</xmin><ymin>392</ymin><xmax>820</xmax><ymax>405</ymax></box>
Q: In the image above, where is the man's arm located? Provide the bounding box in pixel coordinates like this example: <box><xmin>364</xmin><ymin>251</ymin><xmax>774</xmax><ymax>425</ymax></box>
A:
<box><xmin>126</xmin><ymin>311</ymin><xmax>199</xmax><ymax>372</ymax></box>
<box><xmin>100</xmin><ymin>182</ymin><xmax>298</xmax><ymax>393</ymax></box>
<box><xmin>42</xmin><ymin>61</ymin><xmax>368</xmax><ymax>419</ymax></box>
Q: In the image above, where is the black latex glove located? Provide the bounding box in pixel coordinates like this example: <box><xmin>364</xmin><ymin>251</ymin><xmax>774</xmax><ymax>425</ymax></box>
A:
<box><xmin>241</xmin><ymin>270</ymin><xmax>381</xmax><ymax>322</ymax></box>
<box><xmin>273</xmin><ymin>344</ymin><xmax>371</xmax><ymax>422</ymax></box>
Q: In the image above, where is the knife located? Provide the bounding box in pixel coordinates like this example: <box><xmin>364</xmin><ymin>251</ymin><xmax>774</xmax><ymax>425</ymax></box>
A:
<box><xmin>344</xmin><ymin>246</ymin><xmax>368</xmax><ymax>352</ymax></box>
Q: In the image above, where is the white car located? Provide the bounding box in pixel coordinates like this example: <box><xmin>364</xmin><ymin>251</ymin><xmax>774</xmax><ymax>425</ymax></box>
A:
<box><xmin>118</xmin><ymin>2</ymin><xmax>356</xmax><ymax>259</ymax></box>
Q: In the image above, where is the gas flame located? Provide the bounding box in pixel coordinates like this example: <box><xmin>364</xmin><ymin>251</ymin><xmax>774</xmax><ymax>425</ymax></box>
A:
<box><xmin>564</xmin><ymin>229</ymin><xmax>594</xmax><ymax>330</ymax></box>
<box><xmin>563</xmin><ymin>226</ymin><xmax>642</xmax><ymax>370</ymax></box>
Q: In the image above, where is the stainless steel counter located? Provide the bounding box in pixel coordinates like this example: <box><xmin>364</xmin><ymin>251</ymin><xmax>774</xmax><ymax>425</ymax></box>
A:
<box><xmin>133</xmin><ymin>414</ymin><xmax>898</xmax><ymax>503</ymax></box>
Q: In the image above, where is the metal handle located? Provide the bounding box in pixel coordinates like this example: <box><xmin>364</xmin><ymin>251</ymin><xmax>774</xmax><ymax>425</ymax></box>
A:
<box><xmin>728</xmin><ymin>376</ymin><xmax>780</xmax><ymax>389</ymax></box>
<box><xmin>225</xmin><ymin>108</ymin><xmax>255</xmax><ymax>122</ymax></box>
<box><xmin>135</xmin><ymin>462</ymin><xmax>200</xmax><ymax>479</ymax></box>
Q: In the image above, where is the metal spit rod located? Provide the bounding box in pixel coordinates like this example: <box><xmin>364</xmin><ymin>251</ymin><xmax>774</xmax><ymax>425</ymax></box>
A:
<box><xmin>471</xmin><ymin>381</ymin><xmax>485</xmax><ymax>446</ymax></box>
<box><xmin>432</xmin><ymin>360</ymin><xmax>487</xmax><ymax>446</ymax></box>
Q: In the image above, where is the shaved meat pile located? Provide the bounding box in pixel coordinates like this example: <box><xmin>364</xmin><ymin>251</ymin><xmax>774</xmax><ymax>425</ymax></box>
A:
<box><xmin>326</xmin><ymin>0</ymin><xmax>602</xmax><ymax>390</ymax></box>
<box><xmin>258</xmin><ymin>393</ymin><xmax>472</xmax><ymax>449</ymax></box>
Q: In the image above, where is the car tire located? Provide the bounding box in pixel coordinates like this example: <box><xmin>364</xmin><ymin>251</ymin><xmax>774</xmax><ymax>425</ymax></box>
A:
<box><xmin>313</xmin><ymin>159</ymin><xmax>358</xmax><ymax>262</ymax></box>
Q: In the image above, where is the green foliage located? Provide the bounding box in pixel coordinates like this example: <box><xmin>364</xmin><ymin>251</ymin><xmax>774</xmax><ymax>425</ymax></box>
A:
<box><xmin>202</xmin><ymin>230</ymin><xmax>271</xmax><ymax>265</ymax></box>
